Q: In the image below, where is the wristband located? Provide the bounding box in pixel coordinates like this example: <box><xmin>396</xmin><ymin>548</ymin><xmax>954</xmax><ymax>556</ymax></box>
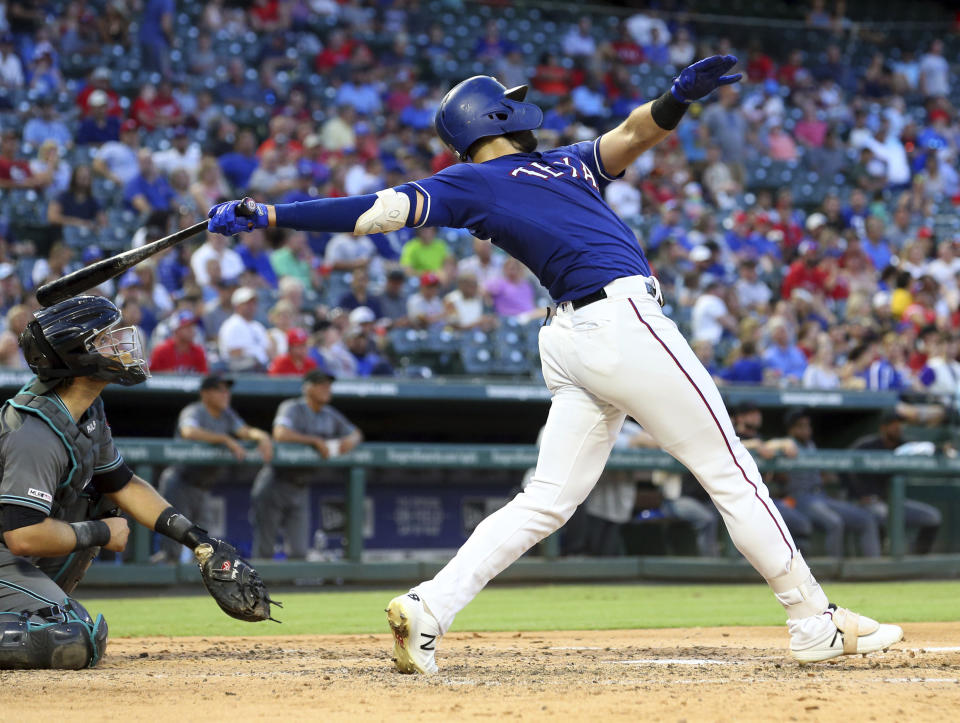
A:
<box><xmin>651</xmin><ymin>90</ymin><xmax>690</xmax><ymax>131</ymax></box>
<box><xmin>154</xmin><ymin>506</ymin><xmax>213</xmax><ymax>550</ymax></box>
<box><xmin>70</xmin><ymin>520</ymin><xmax>111</xmax><ymax>550</ymax></box>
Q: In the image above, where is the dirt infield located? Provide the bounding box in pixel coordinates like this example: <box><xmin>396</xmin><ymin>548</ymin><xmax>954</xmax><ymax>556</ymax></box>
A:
<box><xmin>2</xmin><ymin>623</ymin><xmax>958</xmax><ymax>721</ymax></box>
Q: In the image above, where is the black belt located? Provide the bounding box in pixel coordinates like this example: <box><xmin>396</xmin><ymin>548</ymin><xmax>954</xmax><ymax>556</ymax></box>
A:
<box><xmin>570</xmin><ymin>288</ymin><xmax>607</xmax><ymax>310</ymax></box>
<box><xmin>568</xmin><ymin>280</ymin><xmax>659</xmax><ymax>311</ymax></box>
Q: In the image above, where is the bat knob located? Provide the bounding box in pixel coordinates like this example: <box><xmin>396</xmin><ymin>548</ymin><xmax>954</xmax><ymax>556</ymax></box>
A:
<box><xmin>237</xmin><ymin>197</ymin><xmax>258</xmax><ymax>217</ymax></box>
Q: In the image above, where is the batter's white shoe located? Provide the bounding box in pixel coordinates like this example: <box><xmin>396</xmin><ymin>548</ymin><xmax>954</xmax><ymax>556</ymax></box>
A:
<box><xmin>386</xmin><ymin>591</ymin><xmax>441</xmax><ymax>674</ymax></box>
<box><xmin>789</xmin><ymin>604</ymin><xmax>903</xmax><ymax>663</ymax></box>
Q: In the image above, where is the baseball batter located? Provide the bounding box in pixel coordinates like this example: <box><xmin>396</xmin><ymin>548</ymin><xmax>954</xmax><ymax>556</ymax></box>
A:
<box><xmin>0</xmin><ymin>296</ymin><xmax>274</xmax><ymax>669</ymax></box>
<box><xmin>208</xmin><ymin>55</ymin><xmax>902</xmax><ymax>672</ymax></box>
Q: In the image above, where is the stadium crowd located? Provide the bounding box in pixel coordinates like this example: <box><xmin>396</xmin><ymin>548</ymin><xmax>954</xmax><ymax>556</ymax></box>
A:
<box><xmin>0</xmin><ymin>0</ymin><xmax>958</xmax><ymax>399</ymax></box>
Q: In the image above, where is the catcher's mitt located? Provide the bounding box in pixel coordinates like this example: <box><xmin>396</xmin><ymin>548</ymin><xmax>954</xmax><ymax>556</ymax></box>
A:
<box><xmin>194</xmin><ymin>541</ymin><xmax>281</xmax><ymax>622</ymax></box>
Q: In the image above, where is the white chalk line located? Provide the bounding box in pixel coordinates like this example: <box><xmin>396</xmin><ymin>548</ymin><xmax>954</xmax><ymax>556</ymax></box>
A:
<box><xmin>614</xmin><ymin>658</ymin><xmax>736</xmax><ymax>666</ymax></box>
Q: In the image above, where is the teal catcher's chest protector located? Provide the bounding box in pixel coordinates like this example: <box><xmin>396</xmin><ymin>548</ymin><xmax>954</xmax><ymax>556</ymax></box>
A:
<box><xmin>1</xmin><ymin>379</ymin><xmax>101</xmax><ymax>519</ymax></box>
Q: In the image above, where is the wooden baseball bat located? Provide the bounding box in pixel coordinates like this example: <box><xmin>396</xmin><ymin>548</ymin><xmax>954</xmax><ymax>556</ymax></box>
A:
<box><xmin>36</xmin><ymin>198</ymin><xmax>258</xmax><ymax>308</ymax></box>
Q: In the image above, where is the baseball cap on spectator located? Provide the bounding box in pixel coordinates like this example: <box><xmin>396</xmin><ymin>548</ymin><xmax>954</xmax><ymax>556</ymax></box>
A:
<box><xmin>805</xmin><ymin>213</ymin><xmax>827</xmax><ymax>233</ymax></box>
<box><xmin>92</xmin><ymin>66</ymin><xmax>110</xmax><ymax>81</ymax></box>
<box><xmin>174</xmin><ymin>310</ymin><xmax>198</xmax><ymax>328</ymax></box>
<box><xmin>296</xmin><ymin>159</ymin><xmax>314</xmax><ymax>177</ymax></box>
<box><xmin>731</xmin><ymin>401</ymin><xmax>761</xmax><ymax>418</ymax></box>
<box><xmin>355</xmin><ymin>121</ymin><xmax>371</xmax><ymax>135</ymax></box>
<box><xmin>917</xmin><ymin>227</ymin><xmax>933</xmax><ymax>239</ymax></box>
<box><xmin>689</xmin><ymin>245</ymin><xmax>711</xmax><ymax>263</ymax></box>
<box><xmin>304</xmin><ymin>364</ymin><xmax>336</xmax><ymax>384</ymax></box>
<box><xmin>348</xmin><ymin>306</ymin><xmax>376</xmax><ymax>325</ymax></box>
<box><xmin>121</xmin><ymin>119</ymin><xmax>138</xmax><ymax>133</ymax></box>
<box><xmin>419</xmin><ymin>272</ymin><xmax>440</xmax><ymax>287</ymax></box>
<box><xmin>82</xmin><ymin>246</ymin><xmax>104</xmax><ymax>264</ymax></box>
<box><xmin>304</xmin><ymin>134</ymin><xmax>322</xmax><ymax>149</ymax></box>
<box><xmin>172</xmin><ymin>126</ymin><xmax>189</xmax><ymax>138</ymax></box>
<box><xmin>798</xmin><ymin>240</ymin><xmax>819</xmax><ymax>256</ymax></box>
<box><xmin>387</xmin><ymin>269</ymin><xmax>406</xmax><ymax>283</ymax></box>
<box><xmin>0</xmin><ymin>263</ymin><xmax>14</xmax><ymax>281</ymax></box>
<box><xmin>200</xmin><ymin>374</ymin><xmax>234</xmax><ymax>391</ymax></box>
<box><xmin>879</xmin><ymin>409</ymin><xmax>906</xmax><ymax>426</ymax></box>
<box><xmin>286</xmin><ymin>327</ymin><xmax>309</xmax><ymax>346</ymax></box>
<box><xmin>783</xmin><ymin>407</ymin><xmax>809</xmax><ymax>429</ymax></box>
<box><xmin>88</xmin><ymin>90</ymin><xmax>109</xmax><ymax>107</ymax></box>
<box><xmin>118</xmin><ymin>270</ymin><xmax>141</xmax><ymax>289</ymax></box>
<box><xmin>231</xmin><ymin>287</ymin><xmax>257</xmax><ymax>306</ymax></box>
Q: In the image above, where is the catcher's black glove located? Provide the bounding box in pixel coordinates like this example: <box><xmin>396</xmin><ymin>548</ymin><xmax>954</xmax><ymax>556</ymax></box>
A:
<box><xmin>195</xmin><ymin>540</ymin><xmax>281</xmax><ymax>623</ymax></box>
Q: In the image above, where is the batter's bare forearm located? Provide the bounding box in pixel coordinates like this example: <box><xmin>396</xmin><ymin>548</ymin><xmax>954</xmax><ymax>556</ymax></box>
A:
<box><xmin>106</xmin><ymin>475</ymin><xmax>171</xmax><ymax>530</ymax></box>
<box><xmin>598</xmin><ymin>103</ymin><xmax>672</xmax><ymax>177</ymax></box>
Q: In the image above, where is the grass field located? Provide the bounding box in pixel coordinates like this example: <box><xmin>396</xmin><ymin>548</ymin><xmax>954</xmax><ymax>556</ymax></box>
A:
<box><xmin>86</xmin><ymin>580</ymin><xmax>960</xmax><ymax>637</ymax></box>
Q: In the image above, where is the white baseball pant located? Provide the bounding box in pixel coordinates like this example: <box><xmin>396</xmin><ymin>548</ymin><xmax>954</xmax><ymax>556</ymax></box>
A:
<box><xmin>416</xmin><ymin>275</ymin><xmax>822</xmax><ymax>633</ymax></box>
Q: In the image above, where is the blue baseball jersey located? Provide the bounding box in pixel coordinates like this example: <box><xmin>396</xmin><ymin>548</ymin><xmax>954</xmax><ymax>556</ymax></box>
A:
<box><xmin>398</xmin><ymin>138</ymin><xmax>651</xmax><ymax>302</ymax></box>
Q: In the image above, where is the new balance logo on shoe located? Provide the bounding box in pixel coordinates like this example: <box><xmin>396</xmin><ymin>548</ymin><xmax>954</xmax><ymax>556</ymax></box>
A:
<box><xmin>420</xmin><ymin>633</ymin><xmax>436</xmax><ymax>651</ymax></box>
<box><xmin>407</xmin><ymin>592</ymin><xmax>420</xmax><ymax>601</ymax></box>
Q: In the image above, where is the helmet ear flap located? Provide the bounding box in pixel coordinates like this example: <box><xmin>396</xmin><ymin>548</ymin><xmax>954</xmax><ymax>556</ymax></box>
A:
<box><xmin>21</xmin><ymin>320</ymin><xmax>66</xmax><ymax>377</ymax></box>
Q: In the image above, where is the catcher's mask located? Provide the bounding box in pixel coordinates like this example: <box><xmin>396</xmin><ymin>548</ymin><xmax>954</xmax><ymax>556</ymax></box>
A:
<box><xmin>435</xmin><ymin>75</ymin><xmax>543</xmax><ymax>161</ymax></box>
<box><xmin>20</xmin><ymin>295</ymin><xmax>150</xmax><ymax>386</ymax></box>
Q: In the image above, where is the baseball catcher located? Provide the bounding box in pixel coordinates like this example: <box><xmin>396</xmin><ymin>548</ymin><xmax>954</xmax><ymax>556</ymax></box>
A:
<box><xmin>0</xmin><ymin>296</ymin><xmax>278</xmax><ymax>670</ymax></box>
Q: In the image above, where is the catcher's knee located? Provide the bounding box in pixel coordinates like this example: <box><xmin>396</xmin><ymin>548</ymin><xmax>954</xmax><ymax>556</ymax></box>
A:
<box><xmin>0</xmin><ymin>598</ymin><xmax>108</xmax><ymax>670</ymax></box>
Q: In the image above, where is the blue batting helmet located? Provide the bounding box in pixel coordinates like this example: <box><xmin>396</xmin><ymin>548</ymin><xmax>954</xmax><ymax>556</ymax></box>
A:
<box><xmin>435</xmin><ymin>76</ymin><xmax>543</xmax><ymax>161</ymax></box>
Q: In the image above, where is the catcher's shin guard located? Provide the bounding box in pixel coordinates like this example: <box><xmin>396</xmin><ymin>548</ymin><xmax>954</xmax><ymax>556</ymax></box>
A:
<box><xmin>0</xmin><ymin>598</ymin><xmax>108</xmax><ymax>669</ymax></box>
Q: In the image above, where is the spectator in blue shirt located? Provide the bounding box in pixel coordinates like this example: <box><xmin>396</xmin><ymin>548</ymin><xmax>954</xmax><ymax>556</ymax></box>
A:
<box><xmin>570</xmin><ymin>75</ymin><xmax>609</xmax><ymax>127</ymax></box>
<box><xmin>721</xmin><ymin>341</ymin><xmax>765</xmax><ymax>384</ymax></box>
<box><xmin>139</xmin><ymin>0</ymin><xmax>174</xmax><ymax>76</ymax></box>
<box><xmin>344</xmin><ymin>326</ymin><xmax>393</xmax><ymax>377</ymax></box>
<box><xmin>541</xmin><ymin>96</ymin><xmax>575</xmax><ymax>135</ymax></box>
<box><xmin>398</xmin><ymin>93</ymin><xmax>434</xmax><ymax>130</ymax></box>
<box><xmin>762</xmin><ymin>318</ymin><xmax>808</xmax><ymax>385</ymax></box>
<box><xmin>337</xmin><ymin>266</ymin><xmax>383</xmax><ymax>317</ymax></box>
<box><xmin>336</xmin><ymin>69</ymin><xmax>382</xmax><ymax>116</ymax></box>
<box><xmin>218</xmin><ymin>129</ymin><xmax>260</xmax><ymax>192</ymax></box>
<box><xmin>649</xmin><ymin>201</ymin><xmax>689</xmax><ymax>250</ymax></box>
<box><xmin>237</xmin><ymin>228</ymin><xmax>278</xmax><ymax>289</ymax></box>
<box><xmin>124</xmin><ymin>149</ymin><xmax>175</xmax><ymax>214</ymax></box>
<box><xmin>862</xmin><ymin>216</ymin><xmax>893</xmax><ymax>270</ymax></box>
<box><xmin>75</xmin><ymin>90</ymin><xmax>120</xmax><ymax>145</ymax></box>
<box><xmin>216</xmin><ymin>58</ymin><xmax>265</xmax><ymax>108</ymax></box>
<box><xmin>23</xmin><ymin>96</ymin><xmax>71</xmax><ymax>151</ymax></box>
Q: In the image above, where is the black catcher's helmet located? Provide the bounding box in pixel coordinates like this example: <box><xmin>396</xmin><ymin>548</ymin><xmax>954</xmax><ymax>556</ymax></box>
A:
<box><xmin>19</xmin><ymin>296</ymin><xmax>149</xmax><ymax>386</ymax></box>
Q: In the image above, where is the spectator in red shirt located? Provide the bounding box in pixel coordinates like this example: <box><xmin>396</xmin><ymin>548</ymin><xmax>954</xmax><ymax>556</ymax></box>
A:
<box><xmin>0</xmin><ymin>130</ymin><xmax>45</xmax><ymax>190</ymax></box>
<box><xmin>608</xmin><ymin>25</ymin><xmax>645</xmax><ymax>65</ymax></box>
<box><xmin>777</xmin><ymin>49</ymin><xmax>809</xmax><ymax>90</ymax></box>
<box><xmin>532</xmin><ymin>53</ymin><xmax>571</xmax><ymax>96</ymax></box>
<box><xmin>149</xmin><ymin>310</ymin><xmax>208</xmax><ymax>373</ymax></box>
<box><xmin>781</xmin><ymin>241</ymin><xmax>834</xmax><ymax>299</ymax></box>
<box><xmin>315</xmin><ymin>29</ymin><xmax>356</xmax><ymax>72</ymax></box>
<box><xmin>746</xmin><ymin>45</ymin><xmax>776</xmax><ymax>82</ymax></box>
<box><xmin>130</xmin><ymin>82</ymin><xmax>182</xmax><ymax>131</ymax></box>
<box><xmin>268</xmin><ymin>327</ymin><xmax>317</xmax><ymax>376</ymax></box>
<box><xmin>77</xmin><ymin>66</ymin><xmax>123</xmax><ymax>117</ymax></box>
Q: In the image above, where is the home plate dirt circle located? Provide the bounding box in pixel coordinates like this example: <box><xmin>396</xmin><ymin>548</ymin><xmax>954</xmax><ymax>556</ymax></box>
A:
<box><xmin>1</xmin><ymin>623</ymin><xmax>957</xmax><ymax>721</ymax></box>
